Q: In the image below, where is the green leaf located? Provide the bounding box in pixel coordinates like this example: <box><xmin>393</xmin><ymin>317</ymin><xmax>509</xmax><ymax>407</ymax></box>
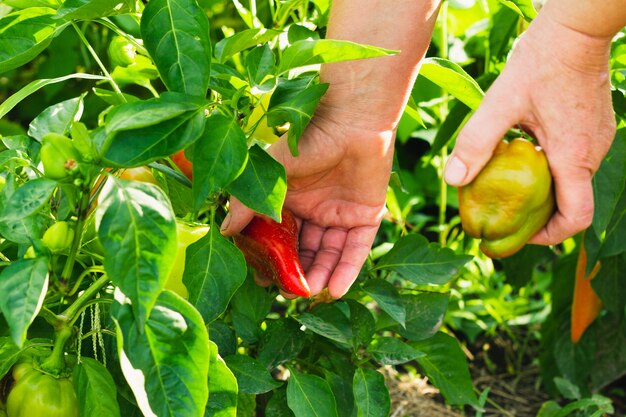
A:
<box><xmin>112</xmin><ymin>290</ymin><xmax>210</xmax><ymax>417</ymax></box>
<box><xmin>73</xmin><ymin>357</ymin><xmax>121</xmax><ymax>417</ymax></box>
<box><xmin>1</xmin><ymin>178</ymin><xmax>56</xmax><ymax>220</ymax></box>
<box><xmin>224</xmin><ymin>355</ymin><xmax>281</xmax><ymax>394</ymax></box>
<box><xmin>258</xmin><ymin>318</ymin><xmax>306</xmax><ymax>369</ymax></box>
<box><xmin>214</xmin><ymin>28</ymin><xmax>281</xmax><ymax>63</ymax></box>
<box><xmin>362</xmin><ymin>279</ymin><xmax>406</xmax><ymax>328</ymax></box>
<box><xmin>140</xmin><ymin>0</ymin><xmax>212</xmax><ymax>96</ymax></box>
<box><xmin>0</xmin><ymin>8</ymin><xmax>68</xmax><ymax>74</ymax></box>
<box><xmin>55</xmin><ymin>0</ymin><xmax>135</xmax><ymax>19</ymax></box>
<box><xmin>592</xmin><ymin>254</ymin><xmax>626</xmax><ymax>314</ymax></box>
<box><xmin>0</xmin><ymin>337</ymin><xmax>21</xmax><ymax>379</ymax></box>
<box><xmin>374</xmin><ymin>234</ymin><xmax>472</xmax><ymax>285</ymax></box>
<box><xmin>501</xmin><ymin>245</ymin><xmax>554</xmax><ymax>289</ymax></box>
<box><xmin>28</xmin><ymin>96</ymin><xmax>84</xmax><ymax>141</ymax></box>
<box><xmin>3</xmin><ymin>0</ymin><xmax>61</xmax><ymax>8</ymax></box>
<box><xmin>266</xmin><ymin>81</ymin><xmax>329</xmax><ymax>155</ymax></box>
<box><xmin>592</xmin><ymin>129</ymin><xmax>626</xmax><ymax>236</ymax></box>
<box><xmin>184</xmin><ymin>227</ymin><xmax>247</xmax><ymax>323</ymax></box>
<box><xmin>352</xmin><ymin>369</ymin><xmax>390</xmax><ymax>417</ymax></box>
<box><xmin>411</xmin><ymin>332</ymin><xmax>479</xmax><ymax>406</ymax></box>
<box><xmin>96</xmin><ymin>178</ymin><xmax>177</xmax><ymax>328</ymax></box>
<box><xmin>110</xmin><ymin>55</ymin><xmax>160</xmax><ymax>89</ymax></box>
<box><xmin>105</xmin><ymin>94</ymin><xmax>201</xmax><ymax>133</ymax></box>
<box><xmin>419</xmin><ymin>58</ymin><xmax>484</xmax><ymax>110</ymax></box>
<box><xmin>0</xmin><ymin>73</ymin><xmax>107</xmax><ymax>120</ymax></box>
<box><xmin>428</xmin><ymin>100</ymin><xmax>471</xmax><ymax>157</ymax></box>
<box><xmin>265</xmin><ymin>388</ymin><xmax>296</xmax><ymax>417</ymax></box>
<box><xmin>496</xmin><ymin>0</ymin><xmax>537</xmax><ymax>21</ymax></box>
<box><xmin>226</xmin><ymin>145</ymin><xmax>286</xmax><ymax>221</ymax></box>
<box><xmin>287</xmin><ymin>369</ymin><xmax>339</xmax><ymax>417</ymax></box>
<box><xmin>0</xmin><ymin>258</ymin><xmax>49</xmax><ymax>347</ymax></box>
<box><xmin>393</xmin><ymin>293</ymin><xmax>449</xmax><ymax>341</ymax></box>
<box><xmin>246</xmin><ymin>45</ymin><xmax>276</xmax><ymax>86</ymax></box>
<box><xmin>103</xmin><ymin>107</ymin><xmax>205</xmax><ymax>167</ymax></box>
<box><xmin>367</xmin><ymin>337</ymin><xmax>425</xmax><ymax>365</ymax></box>
<box><xmin>191</xmin><ymin>115</ymin><xmax>248</xmax><ymax>210</ymax></box>
<box><xmin>488</xmin><ymin>6</ymin><xmax>519</xmax><ymax>64</ymax></box>
<box><xmin>278</xmin><ymin>39</ymin><xmax>396</xmax><ymax>74</ymax></box>
<box><xmin>346</xmin><ymin>300</ymin><xmax>375</xmax><ymax>348</ymax></box>
<box><xmin>598</xmin><ymin>188</ymin><xmax>626</xmax><ymax>258</ymax></box>
<box><xmin>295</xmin><ymin>303</ymin><xmax>352</xmax><ymax>346</ymax></box>
<box><xmin>230</xmin><ymin>277</ymin><xmax>273</xmax><ymax>344</ymax></box>
<box><xmin>206</xmin><ymin>341</ymin><xmax>238</xmax><ymax>417</ymax></box>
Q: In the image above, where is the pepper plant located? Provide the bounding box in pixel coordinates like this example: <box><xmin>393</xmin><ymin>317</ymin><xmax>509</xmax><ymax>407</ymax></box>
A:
<box><xmin>0</xmin><ymin>0</ymin><xmax>625</xmax><ymax>416</ymax></box>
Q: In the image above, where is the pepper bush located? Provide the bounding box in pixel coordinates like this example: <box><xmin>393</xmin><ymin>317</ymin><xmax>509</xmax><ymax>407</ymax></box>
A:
<box><xmin>0</xmin><ymin>1</ymin><xmax>625</xmax><ymax>416</ymax></box>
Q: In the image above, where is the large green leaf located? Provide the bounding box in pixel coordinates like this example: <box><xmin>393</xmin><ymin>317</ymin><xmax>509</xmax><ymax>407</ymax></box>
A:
<box><xmin>1</xmin><ymin>178</ymin><xmax>56</xmax><ymax>220</ymax></box>
<box><xmin>352</xmin><ymin>369</ymin><xmax>390</xmax><ymax>417</ymax></box>
<box><xmin>411</xmin><ymin>332</ymin><xmax>479</xmax><ymax>407</ymax></box>
<box><xmin>592</xmin><ymin>130</ymin><xmax>626</xmax><ymax>236</ymax></box>
<box><xmin>267</xmin><ymin>80</ymin><xmax>329</xmax><ymax>155</ymax></box>
<box><xmin>28</xmin><ymin>96</ymin><xmax>84</xmax><ymax>141</ymax></box>
<box><xmin>367</xmin><ymin>337</ymin><xmax>425</xmax><ymax>366</ymax></box>
<box><xmin>393</xmin><ymin>293</ymin><xmax>449</xmax><ymax>341</ymax></box>
<box><xmin>258</xmin><ymin>318</ymin><xmax>305</xmax><ymax>369</ymax></box>
<box><xmin>419</xmin><ymin>58</ymin><xmax>484</xmax><ymax>110</ymax></box>
<box><xmin>55</xmin><ymin>0</ymin><xmax>135</xmax><ymax>19</ymax></box>
<box><xmin>96</xmin><ymin>178</ymin><xmax>177</xmax><ymax>328</ymax></box>
<box><xmin>496</xmin><ymin>0</ymin><xmax>537</xmax><ymax>21</ymax></box>
<box><xmin>229</xmin><ymin>277</ymin><xmax>273</xmax><ymax>344</ymax></box>
<box><xmin>226</xmin><ymin>145</ymin><xmax>286</xmax><ymax>221</ymax></box>
<box><xmin>287</xmin><ymin>369</ymin><xmax>339</xmax><ymax>417</ymax></box>
<box><xmin>362</xmin><ymin>279</ymin><xmax>406</xmax><ymax>328</ymax></box>
<box><xmin>278</xmin><ymin>39</ymin><xmax>396</xmax><ymax>74</ymax></box>
<box><xmin>214</xmin><ymin>28</ymin><xmax>281</xmax><ymax>63</ymax></box>
<box><xmin>0</xmin><ymin>8</ymin><xmax>67</xmax><ymax>73</ymax></box>
<box><xmin>373</xmin><ymin>234</ymin><xmax>472</xmax><ymax>285</ymax></box>
<box><xmin>0</xmin><ymin>73</ymin><xmax>107</xmax><ymax>120</ymax></box>
<box><xmin>0</xmin><ymin>258</ymin><xmax>49</xmax><ymax>347</ymax></box>
<box><xmin>191</xmin><ymin>114</ymin><xmax>248</xmax><ymax>211</ymax></box>
<box><xmin>206</xmin><ymin>341</ymin><xmax>238</xmax><ymax>417</ymax></box>
<box><xmin>140</xmin><ymin>0</ymin><xmax>212</xmax><ymax>96</ymax></box>
<box><xmin>295</xmin><ymin>303</ymin><xmax>353</xmax><ymax>346</ymax></box>
<box><xmin>112</xmin><ymin>290</ymin><xmax>210</xmax><ymax>417</ymax></box>
<box><xmin>184</xmin><ymin>227</ymin><xmax>247</xmax><ymax>323</ymax></box>
<box><xmin>73</xmin><ymin>357</ymin><xmax>121</xmax><ymax>417</ymax></box>
<box><xmin>103</xmin><ymin>107</ymin><xmax>206</xmax><ymax>167</ymax></box>
<box><xmin>223</xmin><ymin>355</ymin><xmax>281</xmax><ymax>394</ymax></box>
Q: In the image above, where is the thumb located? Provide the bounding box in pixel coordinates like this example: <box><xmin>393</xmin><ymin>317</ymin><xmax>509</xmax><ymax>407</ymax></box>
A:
<box><xmin>444</xmin><ymin>85</ymin><xmax>520</xmax><ymax>186</ymax></box>
<box><xmin>220</xmin><ymin>197</ymin><xmax>255</xmax><ymax>236</ymax></box>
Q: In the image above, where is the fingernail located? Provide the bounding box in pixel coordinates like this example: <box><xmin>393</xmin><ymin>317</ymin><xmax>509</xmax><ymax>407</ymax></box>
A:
<box><xmin>444</xmin><ymin>155</ymin><xmax>468</xmax><ymax>186</ymax></box>
<box><xmin>220</xmin><ymin>214</ymin><xmax>231</xmax><ymax>233</ymax></box>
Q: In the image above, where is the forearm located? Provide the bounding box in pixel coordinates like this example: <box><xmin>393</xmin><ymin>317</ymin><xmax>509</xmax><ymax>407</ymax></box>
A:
<box><xmin>318</xmin><ymin>0</ymin><xmax>441</xmax><ymax>131</ymax></box>
<box><xmin>541</xmin><ymin>0</ymin><xmax>626</xmax><ymax>39</ymax></box>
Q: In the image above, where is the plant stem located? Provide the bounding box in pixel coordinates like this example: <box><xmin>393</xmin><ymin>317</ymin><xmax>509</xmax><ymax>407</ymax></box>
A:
<box><xmin>60</xmin><ymin>187</ymin><xmax>91</xmax><ymax>288</ymax></box>
<box><xmin>438</xmin><ymin>0</ymin><xmax>450</xmax><ymax>247</ymax></box>
<box><xmin>39</xmin><ymin>325</ymin><xmax>74</xmax><ymax>375</ymax></box>
<box><xmin>61</xmin><ymin>274</ymin><xmax>111</xmax><ymax>325</ymax></box>
<box><xmin>71</xmin><ymin>21</ymin><xmax>125</xmax><ymax>98</ymax></box>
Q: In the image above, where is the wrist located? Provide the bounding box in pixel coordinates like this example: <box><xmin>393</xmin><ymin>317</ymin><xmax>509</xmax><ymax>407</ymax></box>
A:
<box><xmin>523</xmin><ymin>9</ymin><xmax>612</xmax><ymax>76</ymax></box>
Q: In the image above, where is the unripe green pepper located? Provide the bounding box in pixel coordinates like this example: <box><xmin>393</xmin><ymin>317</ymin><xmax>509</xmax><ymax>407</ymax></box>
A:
<box><xmin>165</xmin><ymin>222</ymin><xmax>210</xmax><ymax>298</ymax></box>
<box><xmin>40</xmin><ymin>134</ymin><xmax>80</xmax><ymax>180</ymax></box>
<box><xmin>42</xmin><ymin>221</ymin><xmax>74</xmax><ymax>253</ymax></box>
<box><xmin>6</xmin><ymin>362</ymin><xmax>79</xmax><ymax>417</ymax></box>
<box><xmin>108</xmin><ymin>35</ymin><xmax>136</xmax><ymax>67</ymax></box>
<box><xmin>458</xmin><ymin>138</ymin><xmax>555</xmax><ymax>258</ymax></box>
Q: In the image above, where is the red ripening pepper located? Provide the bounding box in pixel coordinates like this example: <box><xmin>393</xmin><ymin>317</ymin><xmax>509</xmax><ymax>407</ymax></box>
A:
<box><xmin>172</xmin><ymin>150</ymin><xmax>193</xmax><ymax>180</ymax></box>
<box><xmin>234</xmin><ymin>209</ymin><xmax>311</xmax><ymax>297</ymax></box>
<box><xmin>570</xmin><ymin>237</ymin><xmax>602</xmax><ymax>344</ymax></box>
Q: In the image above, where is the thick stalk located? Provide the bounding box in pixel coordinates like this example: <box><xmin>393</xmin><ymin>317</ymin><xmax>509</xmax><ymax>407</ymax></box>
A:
<box><xmin>60</xmin><ymin>187</ymin><xmax>91</xmax><ymax>289</ymax></box>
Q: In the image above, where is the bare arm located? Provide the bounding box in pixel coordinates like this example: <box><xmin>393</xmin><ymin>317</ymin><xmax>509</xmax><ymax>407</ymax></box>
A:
<box><xmin>445</xmin><ymin>0</ymin><xmax>625</xmax><ymax>246</ymax></box>
<box><xmin>222</xmin><ymin>0</ymin><xmax>441</xmax><ymax>298</ymax></box>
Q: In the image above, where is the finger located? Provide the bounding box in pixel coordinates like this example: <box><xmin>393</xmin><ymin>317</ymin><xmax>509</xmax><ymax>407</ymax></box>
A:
<box><xmin>444</xmin><ymin>81</ymin><xmax>522</xmax><ymax>187</ymax></box>
<box><xmin>298</xmin><ymin>222</ymin><xmax>325</xmax><ymax>271</ymax></box>
<box><xmin>327</xmin><ymin>226</ymin><xmax>377</xmax><ymax>299</ymax></box>
<box><xmin>305</xmin><ymin>228</ymin><xmax>348</xmax><ymax>295</ymax></box>
<box><xmin>220</xmin><ymin>197</ymin><xmax>255</xmax><ymax>236</ymax></box>
<box><xmin>529</xmin><ymin>168</ymin><xmax>594</xmax><ymax>245</ymax></box>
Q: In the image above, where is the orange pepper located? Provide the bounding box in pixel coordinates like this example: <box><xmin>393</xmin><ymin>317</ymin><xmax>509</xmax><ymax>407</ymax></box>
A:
<box><xmin>570</xmin><ymin>238</ymin><xmax>602</xmax><ymax>344</ymax></box>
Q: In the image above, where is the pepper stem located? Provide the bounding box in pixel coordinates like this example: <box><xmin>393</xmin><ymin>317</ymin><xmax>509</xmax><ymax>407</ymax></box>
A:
<box><xmin>39</xmin><ymin>326</ymin><xmax>74</xmax><ymax>376</ymax></box>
